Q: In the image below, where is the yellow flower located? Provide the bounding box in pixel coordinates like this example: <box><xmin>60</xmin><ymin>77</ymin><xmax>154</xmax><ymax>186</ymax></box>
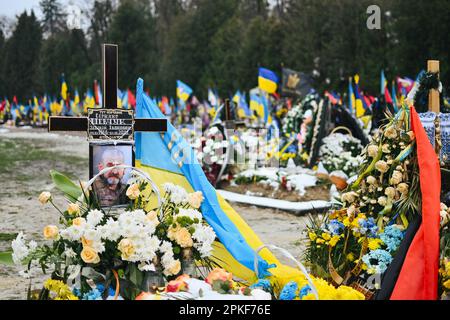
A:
<box><xmin>165</xmin><ymin>260</ymin><xmax>181</xmax><ymax>276</ymax></box>
<box><xmin>308</xmin><ymin>232</ymin><xmax>317</xmax><ymax>241</ymax></box>
<box><xmin>301</xmin><ymin>293</ymin><xmax>317</xmax><ymax>300</ymax></box>
<box><xmin>174</xmin><ymin>227</ymin><xmax>194</xmax><ymax>248</ymax></box>
<box><xmin>443</xmin><ymin>279</ymin><xmax>450</xmax><ymax>289</ymax></box>
<box><xmin>343</xmin><ymin>217</ymin><xmax>351</xmax><ymax>227</ymax></box>
<box><xmin>316</xmin><ymin>238</ymin><xmax>325</xmax><ymax>244</ymax></box>
<box><xmin>347</xmin><ymin>253</ymin><xmax>355</xmax><ymax>262</ymax></box>
<box><xmin>329</xmin><ymin>235</ymin><xmax>341</xmax><ymax>247</ymax></box>
<box><xmin>67</xmin><ymin>203</ymin><xmax>80</xmax><ymax>216</ymax></box>
<box><xmin>368</xmin><ymin>238</ymin><xmax>383</xmax><ymax>250</ymax></box>
<box><xmin>38</xmin><ymin>191</ymin><xmax>52</xmax><ymax>204</ymax></box>
<box><xmin>118</xmin><ymin>238</ymin><xmax>135</xmax><ymax>260</ymax></box>
<box><xmin>321</xmin><ymin>233</ymin><xmax>331</xmax><ymax>241</ymax></box>
<box><xmin>43</xmin><ymin>225</ymin><xmax>59</xmax><ymax>240</ymax></box>
<box><xmin>81</xmin><ymin>236</ymin><xmax>93</xmax><ymax>247</ymax></box>
<box><xmin>367</xmin><ymin>144</ymin><xmax>379</xmax><ymax>158</ymax></box>
<box><xmin>72</xmin><ymin>217</ymin><xmax>86</xmax><ymax>227</ymax></box>
<box><xmin>187</xmin><ymin>191</ymin><xmax>204</xmax><ymax>209</ymax></box>
<box><xmin>80</xmin><ymin>246</ymin><xmax>100</xmax><ymax>264</ymax></box>
<box><xmin>126</xmin><ymin>183</ymin><xmax>140</xmax><ymax>200</ymax></box>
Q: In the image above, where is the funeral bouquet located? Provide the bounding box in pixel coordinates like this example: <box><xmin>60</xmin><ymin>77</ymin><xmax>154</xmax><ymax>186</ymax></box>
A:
<box><xmin>11</xmin><ymin>173</ymin><xmax>217</xmax><ymax>300</ymax></box>
<box><xmin>319</xmin><ymin>132</ymin><xmax>363</xmax><ymax>177</ymax></box>
<box><xmin>304</xmin><ymin>106</ymin><xmax>420</xmax><ymax>296</ymax></box>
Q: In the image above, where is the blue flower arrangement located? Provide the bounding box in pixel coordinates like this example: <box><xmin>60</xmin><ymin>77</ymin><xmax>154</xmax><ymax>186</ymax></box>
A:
<box><xmin>362</xmin><ymin>249</ymin><xmax>393</xmax><ymax>274</ymax></box>
<box><xmin>380</xmin><ymin>225</ymin><xmax>404</xmax><ymax>252</ymax></box>
<box><xmin>74</xmin><ymin>284</ymin><xmax>116</xmax><ymax>300</ymax></box>
<box><xmin>279</xmin><ymin>281</ymin><xmax>298</xmax><ymax>300</ymax></box>
<box><xmin>250</xmin><ymin>279</ymin><xmax>272</xmax><ymax>292</ymax></box>
<box><xmin>299</xmin><ymin>285</ymin><xmax>311</xmax><ymax>299</ymax></box>
<box><xmin>327</xmin><ymin>219</ymin><xmax>345</xmax><ymax>236</ymax></box>
<box><xmin>358</xmin><ymin>217</ymin><xmax>378</xmax><ymax>238</ymax></box>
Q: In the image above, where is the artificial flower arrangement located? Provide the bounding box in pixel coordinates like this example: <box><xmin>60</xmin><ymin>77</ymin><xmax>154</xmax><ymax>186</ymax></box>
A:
<box><xmin>304</xmin><ymin>105</ymin><xmax>420</xmax><ymax>298</ymax></box>
<box><xmin>11</xmin><ymin>171</ymin><xmax>217</xmax><ymax>300</ymax></box>
<box><xmin>439</xmin><ymin>203</ymin><xmax>450</xmax><ymax>299</ymax></box>
<box><xmin>318</xmin><ymin>132</ymin><xmax>363</xmax><ymax>178</ymax></box>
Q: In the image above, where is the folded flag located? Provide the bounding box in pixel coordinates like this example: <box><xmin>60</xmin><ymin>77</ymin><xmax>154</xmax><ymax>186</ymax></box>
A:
<box><xmin>258</xmin><ymin>67</ymin><xmax>278</xmax><ymax>94</ymax></box>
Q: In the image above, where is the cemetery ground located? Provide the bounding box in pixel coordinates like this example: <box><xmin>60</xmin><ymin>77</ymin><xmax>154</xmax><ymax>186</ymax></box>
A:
<box><xmin>0</xmin><ymin>126</ymin><xmax>309</xmax><ymax>299</ymax></box>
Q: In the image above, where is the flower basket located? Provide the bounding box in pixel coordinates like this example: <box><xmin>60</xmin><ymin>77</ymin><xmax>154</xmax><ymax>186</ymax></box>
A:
<box><xmin>348</xmin><ymin>280</ymin><xmax>374</xmax><ymax>300</ymax></box>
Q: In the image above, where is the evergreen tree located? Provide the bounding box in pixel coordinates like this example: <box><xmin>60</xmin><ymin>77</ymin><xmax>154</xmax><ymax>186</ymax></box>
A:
<box><xmin>108</xmin><ymin>0</ymin><xmax>158</xmax><ymax>92</ymax></box>
<box><xmin>40</xmin><ymin>0</ymin><xmax>67</xmax><ymax>36</ymax></box>
<box><xmin>2</xmin><ymin>11</ymin><xmax>42</xmax><ymax>101</ymax></box>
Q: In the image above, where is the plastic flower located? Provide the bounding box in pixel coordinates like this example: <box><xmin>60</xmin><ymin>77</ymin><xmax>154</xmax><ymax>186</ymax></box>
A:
<box><xmin>126</xmin><ymin>183</ymin><xmax>140</xmax><ymax>200</ymax></box>
<box><xmin>43</xmin><ymin>225</ymin><xmax>59</xmax><ymax>240</ymax></box>
<box><xmin>250</xmin><ymin>279</ymin><xmax>272</xmax><ymax>292</ymax></box>
<box><xmin>379</xmin><ymin>225</ymin><xmax>403</xmax><ymax>252</ymax></box>
<box><xmin>279</xmin><ymin>281</ymin><xmax>298</xmax><ymax>300</ymax></box>
<box><xmin>327</xmin><ymin>219</ymin><xmax>344</xmax><ymax>236</ymax></box>
<box><xmin>367</xmin><ymin>145</ymin><xmax>379</xmax><ymax>158</ymax></box>
<box><xmin>375</xmin><ymin>160</ymin><xmax>389</xmax><ymax>173</ymax></box>
<box><xmin>67</xmin><ymin>203</ymin><xmax>80</xmax><ymax>216</ymax></box>
<box><xmin>362</xmin><ymin>249</ymin><xmax>393</xmax><ymax>275</ymax></box>
<box><xmin>368</xmin><ymin>238</ymin><xmax>383</xmax><ymax>250</ymax></box>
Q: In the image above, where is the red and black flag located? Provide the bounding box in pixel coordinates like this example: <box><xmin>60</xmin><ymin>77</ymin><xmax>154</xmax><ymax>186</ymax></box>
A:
<box><xmin>376</xmin><ymin>106</ymin><xmax>440</xmax><ymax>300</ymax></box>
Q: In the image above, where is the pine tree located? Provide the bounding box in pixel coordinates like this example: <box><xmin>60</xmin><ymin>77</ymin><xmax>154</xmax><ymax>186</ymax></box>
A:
<box><xmin>40</xmin><ymin>0</ymin><xmax>67</xmax><ymax>36</ymax></box>
<box><xmin>2</xmin><ymin>11</ymin><xmax>42</xmax><ymax>101</ymax></box>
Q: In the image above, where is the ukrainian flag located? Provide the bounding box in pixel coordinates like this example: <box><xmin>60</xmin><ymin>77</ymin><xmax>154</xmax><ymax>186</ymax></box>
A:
<box><xmin>353</xmin><ymin>74</ymin><xmax>366</xmax><ymax>118</ymax></box>
<box><xmin>258</xmin><ymin>67</ymin><xmax>278</xmax><ymax>94</ymax></box>
<box><xmin>250</xmin><ymin>93</ymin><xmax>263</xmax><ymax>118</ymax></box>
<box><xmin>134</xmin><ymin>78</ymin><xmax>313</xmax><ymax>289</ymax></box>
<box><xmin>176</xmin><ymin>80</ymin><xmax>193</xmax><ymax>102</ymax></box>
<box><xmin>61</xmin><ymin>75</ymin><xmax>68</xmax><ymax>101</ymax></box>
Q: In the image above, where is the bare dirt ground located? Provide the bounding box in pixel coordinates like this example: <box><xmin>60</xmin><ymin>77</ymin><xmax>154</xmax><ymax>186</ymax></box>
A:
<box><xmin>0</xmin><ymin>126</ymin><xmax>309</xmax><ymax>300</ymax></box>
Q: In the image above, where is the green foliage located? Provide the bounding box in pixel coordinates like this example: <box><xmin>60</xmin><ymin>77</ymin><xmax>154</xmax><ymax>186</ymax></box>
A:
<box><xmin>0</xmin><ymin>251</ymin><xmax>14</xmax><ymax>265</ymax></box>
<box><xmin>50</xmin><ymin>170</ymin><xmax>82</xmax><ymax>202</ymax></box>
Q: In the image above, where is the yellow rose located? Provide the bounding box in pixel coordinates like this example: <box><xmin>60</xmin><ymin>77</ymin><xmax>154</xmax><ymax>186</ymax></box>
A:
<box><xmin>174</xmin><ymin>228</ymin><xmax>194</xmax><ymax>248</ymax></box>
<box><xmin>166</xmin><ymin>260</ymin><xmax>181</xmax><ymax>276</ymax></box>
<box><xmin>81</xmin><ymin>236</ymin><xmax>93</xmax><ymax>247</ymax></box>
<box><xmin>118</xmin><ymin>238</ymin><xmax>135</xmax><ymax>259</ymax></box>
<box><xmin>38</xmin><ymin>191</ymin><xmax>52</xmax><ymax>204</ymax></box>
<box><xmin>72</xmin><ymin>217</ymin><xmax>86</xmax><ymax>227</ymax></box>
<box><xmin>308</xmin><ymin>232</ymin><xmax>317</xmax><ymax>241</ymax></box>
<box><xmin>167</xmin><ymin>225</ymin><xmax>180</xmax><ymax>241</ymax></box>
<box><xmin>187</xmin><ymin>191</ymin><xmax>204</xmax><ymax>209</ymax></box>
<box><xmin>67</xmin><ymin>203</ymin><xmax>80</xmax><ymax>216</ymax></box>
<box><xmin>43</xmin><ymin>225</ymin><xmax>59</xmax><ymax>240</ymax></box>
<box><xmin>80</xmin><ymin>246</ymin><xmax>100</xmax><ymax>264</ymax></box>
<box><xmin>126</xmin><ymin>184</ymin><xmax>140</xmax><ymax>200</ymax></box>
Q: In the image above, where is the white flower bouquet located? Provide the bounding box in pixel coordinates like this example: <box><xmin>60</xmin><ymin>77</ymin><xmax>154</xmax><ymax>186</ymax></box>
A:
<box><xmin>11</xmin><ymin>171</ymin><xmax>217</xmax><ymax>300</ymax></box>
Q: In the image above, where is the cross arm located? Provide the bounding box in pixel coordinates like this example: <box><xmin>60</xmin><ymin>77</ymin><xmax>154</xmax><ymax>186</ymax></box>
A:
<box><xmin>48</xmin><ymin>116</ymin><xmax>167</xmax><ymax>133</ymax></box>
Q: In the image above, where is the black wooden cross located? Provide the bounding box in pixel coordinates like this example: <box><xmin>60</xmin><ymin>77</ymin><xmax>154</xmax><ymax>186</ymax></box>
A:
<box><xmin>48</xmin><ymin>44</ymin><xmax>167</xmax><ymax>137</ymax></box>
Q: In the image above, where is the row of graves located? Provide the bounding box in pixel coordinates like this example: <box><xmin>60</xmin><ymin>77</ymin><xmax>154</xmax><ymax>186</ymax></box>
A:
<box><xmin>7</xmin><ymin>45</ymin><xmax>450</xmax><ymax>300</ymax></box>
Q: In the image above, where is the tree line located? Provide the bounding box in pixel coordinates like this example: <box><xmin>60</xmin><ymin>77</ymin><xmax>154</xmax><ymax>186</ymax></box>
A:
<box><xmin>0</xmin><ymin>0</ymin><xmax>448</xmax><ymax>102</ymax></box>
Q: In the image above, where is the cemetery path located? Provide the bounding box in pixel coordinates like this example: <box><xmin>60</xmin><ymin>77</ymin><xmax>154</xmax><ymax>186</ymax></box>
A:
<box><xmin>0</xmin><ymin>126</ymin><xmax>309</xmax><ymax>300</ymax></box>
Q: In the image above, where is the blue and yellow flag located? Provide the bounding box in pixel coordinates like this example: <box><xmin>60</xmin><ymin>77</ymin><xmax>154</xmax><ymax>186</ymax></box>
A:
<box><xmin>354</xmin><ymin>74</ymin><xmax>367</xmax><ymax>118</ymax></box>
<box><xmin>258</xmin><ymin>67</ymin><xmax>278</xmax><ymax>94</ymax></box>
<box><xmin>176</xmin><ymin>80</ymin><xmax>193</xmax><ymax>102</ymax></box>
<box><xmin>134</xmin><ymin>78</ymin><xmax>316</xmax><ymax>288</ymax></box>
<box><xmin>250</xmin><ymin>92</ymin><xmax>262</xmax><ymax>118</ymax></box>
<box><xmin>61</xmin><ymin>75</ymin><xmax>68</xmax><ymax>101</ymax></box>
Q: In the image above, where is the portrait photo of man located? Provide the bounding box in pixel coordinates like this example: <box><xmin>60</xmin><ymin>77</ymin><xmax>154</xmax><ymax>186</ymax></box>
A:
<box><xmin>91</xmin><ymin>145</ymin><xmax>133</xmax><ymax>207</ymax></box>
